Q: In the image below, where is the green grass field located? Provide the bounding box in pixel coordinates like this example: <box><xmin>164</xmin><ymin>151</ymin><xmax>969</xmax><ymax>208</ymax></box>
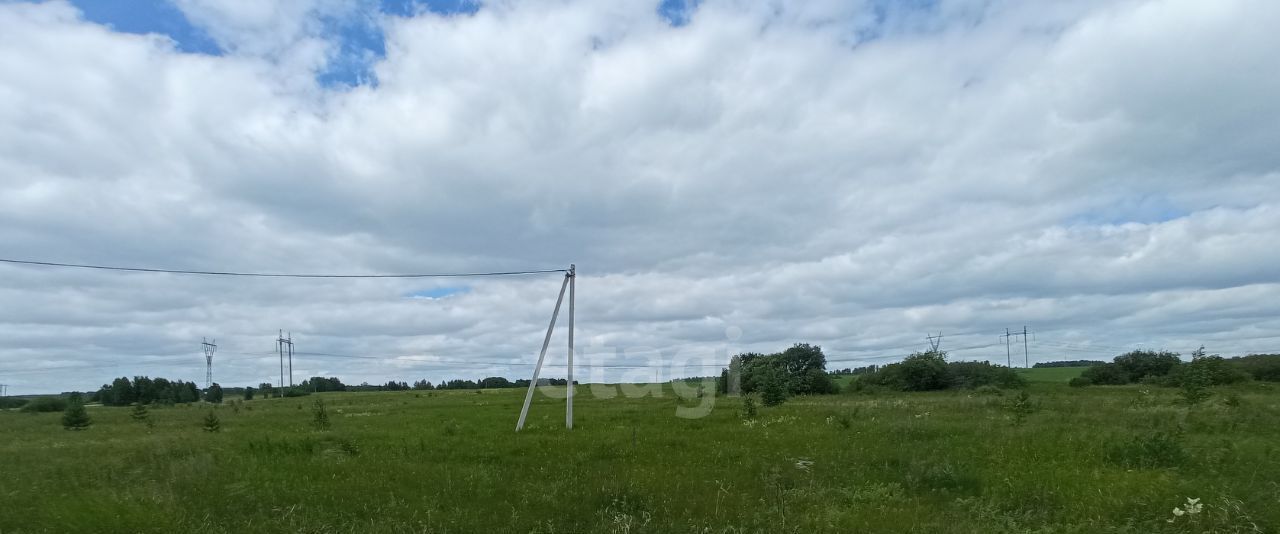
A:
<box><xmin>3</xmin><ymin>383</ymin><xmax>1278</xmax><ymax>533</ymax></box>
<box><xmin>1017</xmin><ymin>366</ymin><xmax>1091</xmax><ymax>382</ymax></box>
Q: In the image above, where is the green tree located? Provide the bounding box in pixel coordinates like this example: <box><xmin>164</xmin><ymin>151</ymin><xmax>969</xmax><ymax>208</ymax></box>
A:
<box><xmin>1080</xmin><ymin>363</ymin><xmax>1129</xmax><ymax>385</ymax></box>
<box><xmin>759</xmin><ymin>367</ymin><xmax>788</xmax><ymax>407</ymax></box>
<box><xmin>130</xmin><ymin>402</ymin><xmax>151</xmax><ymax>425</ymax></box>
<box><xmin>133</xmin><ymin>376</ymin><xmax>154</xmax><ymax>404</ymax></box>
<box><xmin>176</xmin><ymin>382</ymin><xmax>198</xmax><ymax>403</ymax></box>
<box><xmin>740</xmin><ymin>394</ymin><xmax>758</xmax><ymax>420</ymax></box>
<box><xmin>727</xmin><ymin>355</ymin><xmax>742</xmax><ymax>394</ymax></box>
<box><xmin>1007</xmin><ymin>391</ymin><xmax>1036</xmax><ymax>425</ymax></box>
<box><xmin>109</xmin><ymin>377</ymin><xmax>135</xmax><ymax>406</ymax></box>
<box><xmin>1113</xmin><ymin>350</ymin><xmax>1182</xmax><ymax>382</ymax></box>
<box><xmin>243</xmin><ymin>387</ymin><xmax>255</xmax><ymax>401</ymax></box>
<box><xmin>1172</xmin><ymin>347</ymin><xmax>1247</xmax><ymax>386</ymax></box>
<box><xmin>896</xmin><ymin>350</ymin><xmax>950</xmax><ymax>391</ymax></box>
<box><xmin>205</xmin><ymin>383</ymin><xmax>224</xmax><ymax>404</ymax></box>
<box><xmin>779</xmin><ymin>343</ymin><xmax>828</xmax><ymax>393</ymax></box>
<box><xmin>1178</xmin><ymin>347</ymin><xmax>1213</xmax><ymax>405</ymax></box>
<box><xmin>202</xmin><ymin>410</ymin><xmax>221</xmax><ymax>432</ymax></box>
<box><xmin>801</xmin><ymin>368</ymin><xmax>839</xmax><ymax>394</ymax></box>
<box><xmin>312</xmin><ymin>398</ymin><xmax>331</xmax><ymax>430</ymax></box>
<box><xmin>716</xmin><ymin>369</ymin><xmax>730</xmax><ymax>395</ymax></box>
<box><xmin>61</xmin><ymin>399</ymin><xmax>91</xmax><ymax>430</ymax></box>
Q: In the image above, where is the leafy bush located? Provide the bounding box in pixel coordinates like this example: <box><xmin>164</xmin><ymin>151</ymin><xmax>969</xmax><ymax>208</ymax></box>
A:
<box><xmin>1230</xmin><ymin>354</ymin><xmax>1280</xmax><ymax>381</ymax></box>
<box><xmin>1080</xmin><ymin>363</ymin><xmax>1130</xmax><ymax>385</ymax></box>
<box><xmin>1171</xmin><ymin>350</ymin><xmax>1247</xmax><ymax>387</ymax></box>
<box><xmin>860</xmin><ymin>351</ymin><xmax>1023</xmax><ymax>392</ymax></box>
<box><xmin>0</xmin><ymin>397</ymin><xmax>30</xmax><ymax>410</ymax></box>
<box><xmin>801</xmin><ymin>368</ymin><xmax>840</xmax><ymax>394</ymax></box>
<box><xmin>20</xmin><ymin>396</ymin><xmax>67</xmax><ymax>413</ymax></box>
<box><xmin>1068</xmin><ymin>376</ymin><xmax>1093</xmax><ymax>388</ymax></box>
<box><xmin>1113</xmin><ymin>350</ymin><xmax>1182</xmax><ymax>382</ymax></box>
<box><xmin>895</xmin><ymin>351</ymin><xmax>950</xmax><ymax>391</ymax></box>
<box><xmin>948</xmin><ymin>361</ymin><xmax>1025</xmax><ymax>389</ymax></box>
<box><xmin>283</xmin><ymin>388</ymin><xmax>311</xmax><ymax>398</ymax></box>
<box><xmin>205</xmin><ymin>383</ymin><xmax>224</xmax><ymax>403</ymax></box>
<box><xmin>728</xmin><ymin>343</ymin><xmax>836</xmax><ymax>398</ymax></box>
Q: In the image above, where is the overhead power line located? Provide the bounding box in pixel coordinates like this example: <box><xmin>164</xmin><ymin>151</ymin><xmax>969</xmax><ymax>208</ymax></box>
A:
<box><xmin>0</xmin><ymin>258</ymin><xmax>566</xmax><ymax>278</ymax></box>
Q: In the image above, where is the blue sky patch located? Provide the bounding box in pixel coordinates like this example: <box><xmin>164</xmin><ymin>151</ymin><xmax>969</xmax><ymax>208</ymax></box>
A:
<box><xmin>658</xmin><ymin>0</ymin><xmax>699</xmax><ymax>27</ymax></box>
<box><xmin>1066</xmin><ymin>195</ymin><xmax>1190</xmax><ymax>227</ymax></box>
<box><xmin>66</xmin><ymin>0</ymin><xmax>480</xmax><ymax>87</ymax></box>
<box><xmin>67</xmin><ymin>0</ymin><xmax>221</xmax><ymax>54</ymax></box>
<box><xmin>383</xmin><ymin>0</ymin><xmax>480</xmax><ymax>17</ymax></box>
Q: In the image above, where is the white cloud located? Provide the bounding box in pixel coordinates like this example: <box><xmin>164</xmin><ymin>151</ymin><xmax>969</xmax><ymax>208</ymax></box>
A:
<box><xmin>1</xmin><ymin>0</ymin><xmax>1279</xmax><ymax>393</ymax></box>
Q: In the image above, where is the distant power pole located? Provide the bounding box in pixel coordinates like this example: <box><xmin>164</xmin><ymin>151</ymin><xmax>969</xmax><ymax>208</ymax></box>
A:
<box><xmin>1000</xmin><ymin>327</ymin><xmax>1032</xmax><ymax>368</ymax></box>
<box><xmin>926</xmin><ymin>332</ymin><xmax>943</xmax><ymax>352</ymax></box>
<box><xmin>277</xmin><ymin>330</ymin><xmax>285</xmax><ymax>397</ymax></box>
<box><xmin>1023</xmin><ymin>325</ymin><xmax>1031</xmax><ymax>368</ymax></box>
<box><xmin>0</xmin><ymin>384</ymin><xmax>8</xmax><ymax>397</ymax></box>
<box><xmin>202</xmin><ymin>337</ymin><xmax>217</xmax><ymax>388</ymax></box>
<box><xmin>277</xmin><ymin>330</ymin><xmax>294</xmax><ymax>395</ymax></box>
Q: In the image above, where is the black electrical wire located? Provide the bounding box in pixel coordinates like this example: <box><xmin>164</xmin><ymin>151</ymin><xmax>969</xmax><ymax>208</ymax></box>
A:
<box><xmin>0</xmin><ymin>258</ymin><xmax>566</xmax><ymax>278</ymax></box>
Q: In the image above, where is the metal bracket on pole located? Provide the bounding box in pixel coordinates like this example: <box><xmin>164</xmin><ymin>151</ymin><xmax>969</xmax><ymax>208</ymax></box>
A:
<box><xmin>516</xmin><ymin>270</ymin><xmax>571</xmax><ymax>432</ymax></box>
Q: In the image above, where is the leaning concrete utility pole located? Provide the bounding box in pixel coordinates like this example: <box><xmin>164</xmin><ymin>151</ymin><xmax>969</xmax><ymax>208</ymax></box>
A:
<box><xmin>516</xmin><ymin>265</ymin><xmax>575</xmax><ymax>432</ymax></box>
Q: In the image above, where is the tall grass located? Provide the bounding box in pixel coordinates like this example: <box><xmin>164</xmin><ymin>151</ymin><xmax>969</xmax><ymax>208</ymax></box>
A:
<box><xmin>1</xmin><ymin>383</ymin><xmax>1277</xmax><ymax>532</ymax></box>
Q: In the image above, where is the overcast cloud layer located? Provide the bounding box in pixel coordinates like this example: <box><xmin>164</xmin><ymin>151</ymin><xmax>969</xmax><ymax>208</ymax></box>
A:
<box><xmin>2</xmin><ymin>0</ymin><xmax>1279</xmax><ymax>394</ymax></box>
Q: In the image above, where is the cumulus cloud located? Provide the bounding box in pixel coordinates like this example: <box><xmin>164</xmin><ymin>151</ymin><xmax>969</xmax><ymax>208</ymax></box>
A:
<box><xmin>1</xmin><ymin>0</ymin><xmax>1278</xmax><ymax>393</ymax></box>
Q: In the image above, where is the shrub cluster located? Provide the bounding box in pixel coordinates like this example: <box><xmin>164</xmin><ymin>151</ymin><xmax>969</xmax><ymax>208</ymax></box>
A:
<box><xmin>1</xmin><ymin>397</ymin><xmax>30</xmax><ymax>410</ymax></box>
<box><xmin>1079</xmin><ymin>348</ymin><xmax>1251</xmax><ymax>388</ymax></box>
<box><xmin>855</xmin><ymin>351</ymin><xmax>1025</xmax><ymax>392</ymax></box>
<box><xmin>1229</xmin><ymin>354</ymin><xmax>1280</xmax><ymax>382</ymax></box>
<box><xmin>718</xmin><ymin>343</ymin><xmax>839</xmax><ymax>404</ymax></box>
<box><xmin>19</xmin><ymin>396</ymin><xmax>68</xmax><ymax>413</ymax></box>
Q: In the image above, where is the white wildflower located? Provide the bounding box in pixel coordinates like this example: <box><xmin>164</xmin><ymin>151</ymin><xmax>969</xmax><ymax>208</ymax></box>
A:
<box><xmin>1167</xmin><ymin>497</ymin><xmax>1203</xmax><ymax>523</ymax></box>
<box><xmin>1184</xmin><ymin>497</ymin><xmax>1202</xmax><ymax>515</ymax></box>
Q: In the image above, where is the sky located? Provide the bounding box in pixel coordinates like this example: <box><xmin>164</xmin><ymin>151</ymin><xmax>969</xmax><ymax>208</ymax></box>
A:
<box><xmin>1</xmin><ymin>0</ymin><xmax>1279</xmax><ymax>394</ymax></box>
